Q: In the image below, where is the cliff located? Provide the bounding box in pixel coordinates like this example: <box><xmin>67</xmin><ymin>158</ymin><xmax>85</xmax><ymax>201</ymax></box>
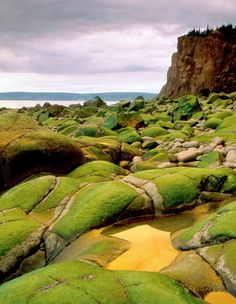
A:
<box><xmin>160</xmin><ymin>28</ymin><xmax>236</xmax><ymax>98</ymax></box>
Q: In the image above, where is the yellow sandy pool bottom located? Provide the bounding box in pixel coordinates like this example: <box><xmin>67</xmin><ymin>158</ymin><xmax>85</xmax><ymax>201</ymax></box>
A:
<box><xmin>205</xmin><ymin>291</ymin><xmax>236</xmax><ymax>304</ymax></box>
<box><xmin>108</xmin><ymin>224</ymin><xmax>178</xmax><ymax>272</ymax></box>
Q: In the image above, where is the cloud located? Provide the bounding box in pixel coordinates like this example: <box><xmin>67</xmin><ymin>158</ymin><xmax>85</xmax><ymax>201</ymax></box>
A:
<box><xmin>0</xmin><ymin>0</ymin><xmax>235</xmax><ymax>36</ymax></box>
<box><xmin>0</xmin><ymin>0</ymin><xmax>235</xmax><ymax>92</ymax></box>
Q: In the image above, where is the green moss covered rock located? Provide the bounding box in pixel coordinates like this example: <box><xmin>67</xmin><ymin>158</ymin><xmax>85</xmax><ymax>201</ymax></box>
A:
<box><xmin>51</xmin><ymin>181</ymin><xmax>148</xmax><ymax>241</ymax></box>
<box><xmin>0</xmin><ymin>260</ymin><xmax>203</xmax><ymax>304</ymax></box>
<box><xmin>69</xmin><ymin>160</ymin><xmax>126</xmax><ymax>179</ymax></box>
<box><xmin>0</xmin><ymin>111</ymin><xmax>84</xmax><ymax>190</ymax></box>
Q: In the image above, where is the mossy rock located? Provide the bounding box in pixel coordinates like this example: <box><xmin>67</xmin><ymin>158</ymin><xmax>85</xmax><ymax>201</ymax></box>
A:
<box><xmin>197</xmin><ymin>151</ymin><xmax>223</xmax><ymax>168</ymax></box>
<box><xmin>51</xmin><ymin>181</ymin><xmax>147</xmax><ymax>241</ymax></box>
<box><xmin>69</xmin><ymin>160</ymin><xmax>126</xmax><ymax>179</ymax></box>
<box><xmin>130</xmin><ymin>160</ymin><xmax>157</xmax><ymax>173</ymax></box>
<box><xmin>197</xmin><ymin>240</ymin><xmax>236</xmax><ymax>294</ymax></box>
<box><xmin>58</xmin><ymin>124</ymin><xmax>77</xmax><ymax>135</ymax></box>
<box><xmin>0</xmin><ymin>111</ymin><xmax>84</xmax><ymax>190</ymax></box>
<box><xmin>142</xmin><ymin>140</ymin><xmax>159</xmax><ymax>150</ymax></box>
<box><xmin>77</xmin><ymin>107</ymin><xmax>98</xmax><ymax>118</ymax></box>
<box><xmin>0</xmin><ymin>209</ymin><xmax>40</xmax><ymax>257</ymax></box>
<box><xmin>162</xmin><ymin>251</ymin><xmax>224</xmax><ymax>297</ymax></box>
<box><xmin>118</xmin><ymin>128</ymin><xmax>141</xmax><ymax>144</ymax></box>
<box><xmin>128</xmin><ymin>96</ymin><xmax>145</xmax><ymax>111</ymax></box>
<box><xmin>0</xmin><ymin>175</ymin><xmax>56</xmax><ymax>212</ymax></box>
<box><xmin>203</xmin><ymin>118</ymin><xmax>222</xmax><ymax>129</ymax></box>
<box><xmin>103</xmin><ymin>114</ymin><xmax>118</xmax><ymax>129</ymax></box>
<box><xmin>76</xmin><ymin>136</ymin><xmax>121</xmax><ymax>163</ymax></box>
<box><xmin>157</xmin><ymin>131</ymin><xmax>189</xmax><ymax>142</ymax></box>
<box><xmin>121</xmin><ymin>142</ymin><xmax>142</xmax><ymax>161</ymax></box>
<box><xmin>116</xmin><ymin>112</ymin><xmax>143</xmax><ymax>128</ymax></box>
<box><xmin>148</xmin><ymin>152</ymin><xmax>169</xmax><ymax>163</ymax></box>
<box><xmin>133</xmin><ymin>167</ymin><xmax>236</xmax><ymax>210</ymax></box>
<box><xmin>208</xmin><ymin>111</ymin><xmax>233</xmax><ymax>120</ymax></box>
<box><xmin>173</xmin><ymin>200</ymin><xmax>236</xmax><ymax>250</ymax></box>
<box><xmin>83</xmin><ymin>96</ymin><xmax>106</xmax><ymax>107</ymax></box>
<box><xmin>154</xmin><ymin>174</ymin><xmax>198</xmax><ymax>209</ymax></box>
<box><xmin>143</xmin><ymin>147</ymin><xmax>168</xmax><ymax>161</ymax></box>
<box><xmin>75</xmin><ymin>124</ymin><xmax>99</xmax><ymax>137</ymax></box>
<box><xmin>0</xmin><ymin>260</ymin><xmax>203</xmax><ymax>304</ymax></box>
<box><xmin>216</xmin><ymin>113</ymin><xmax>236</xmax><ymax>132</ymax></box>
<box><xmin>141</xmin><ymin>126</ymin><xmax>168</xmax><ymax>137</ymax></box>
<box><xmin>172</xmin><ymin>95</ymin><xmax>201</xmax><ymax>121</ymax></box>
<box><xmin>32</xmin><ymin>177</ymin><xmax>82</xmax><ymax>213</ymax></box>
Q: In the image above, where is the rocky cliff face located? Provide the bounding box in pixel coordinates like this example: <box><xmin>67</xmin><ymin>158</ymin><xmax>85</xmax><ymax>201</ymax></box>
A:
<box><xmin>160</xmin><ymin>29</ymin><xmax>236</xmax><ymax>98</ymax></box>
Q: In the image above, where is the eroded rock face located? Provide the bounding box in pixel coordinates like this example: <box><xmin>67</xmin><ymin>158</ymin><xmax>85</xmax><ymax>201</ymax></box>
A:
<box><xmin>160</xmin><ymin>30</ymin><xmax>236</xmax><ymax>98</ymax></box>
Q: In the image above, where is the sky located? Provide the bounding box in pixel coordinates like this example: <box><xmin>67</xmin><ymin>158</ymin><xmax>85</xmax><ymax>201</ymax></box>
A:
<box><xmin>0</xmin><ymin>0</ymin><xmax>235</xmax><ymax>94</ymax></box>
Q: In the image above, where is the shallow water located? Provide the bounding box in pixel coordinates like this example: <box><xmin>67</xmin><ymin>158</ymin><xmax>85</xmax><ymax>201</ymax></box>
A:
<box><xmin>106</xmin><ymin>200</ymin><xmax>231</xmax><ymax>272</ymax></box>
<box><xmin>205</xmin><ymin>291</ymin><xmax>236</xmax><ymax>304</ymax></box>
<box><xmin>108</xmin><ymin>224</ymin><xmax>178</xmax><ymax>271</ymax></box>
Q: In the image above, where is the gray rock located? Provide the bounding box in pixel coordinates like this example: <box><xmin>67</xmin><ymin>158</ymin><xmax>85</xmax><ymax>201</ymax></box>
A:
<box><xmin>226</xmin><ymin>150</ymin><xmax>236</xmax><ymax>163</ymax></box>
<box><xmin>176</xmin><ymin>148</ymin><xmax>203</xmax><ymax>162</ymax></box>
<box><xmin>182</xmin><ymin>141</ymin><xmax>200</xmax><ymax>149</ymax></box>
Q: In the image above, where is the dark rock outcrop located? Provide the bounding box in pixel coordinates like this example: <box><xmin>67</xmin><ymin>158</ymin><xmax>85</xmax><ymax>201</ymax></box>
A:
<box><xmin>160</xmin><ymin>28</ymin><xmax>236</xmax><ymax>98</ymax></box>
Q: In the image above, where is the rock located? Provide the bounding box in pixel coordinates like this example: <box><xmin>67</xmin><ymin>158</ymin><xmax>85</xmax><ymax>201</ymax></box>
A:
<box><xmin>132</xmin><ymin>156</ymin><xmax>143</xmax><ymax>164</ymax></box>
<box><xmin>203</xmin><ymin>118</ymin><xmax>222</xmax><ymax>129</ymax></box>
<box><xmin>197</xmin><ymin>151</ymin><xmax>223</xmax><ymax>168</ymax></box>
<box><xmin>157</xmin><ymin>162</ymin><xmax>176</xmax><ymax>169</ymax></box>
<box><xmin>182</xmin><ymin>141</ymin><xmax>200</xmax><ymax>149</ymax></box>
<box><xmin>141</xmin><ymin>126</ymin><xmax>168</xmax><ymax>137</ymax></box>
<box><xmin>118</xmin><ymin>128</ymin><xmax>141</xmax><ymax>144</ymax></box>
<box><xmin>160</xmin><ymin>27</ymin><xmax>236</xmax><ymax>97</ymax></box>
<box><xmin>0</xmin><ymin>260</ymin><xmax>204</xmax><ymax>304</ymax></box>
<box><xmin>226</xmin><ymin>150</ymin><xmax>236</xmax><ymax>163</ymax></box>
<box><xmin>176</xmin><ymin>148</ymin><xmax>203</xmax><ymax>162</ymax></box>
<box><xmin>83</xmin><ymin>96</ymin><xmax>106</xmax><ymax>107</ymax></box>
<box><xmin>172</xmin><ymin>95</ymin><xmax>201</xmax><ymax>121</ymax></box>
<box><xmin>211</xmin><ymin>137</ymin><xmax>225</xmax><ymax>148</ymax></box>
<box><xmin>69</xmin><ymin>160</ymin><xmax>126</xmax><ymax>179</ymax></box>
<box><xmin>128</xmin><ymin>96</ymin><xmax>145</xmax><ymax>111</ymax></box>
<box><xmin>162</xmin><ymin>251</ymin><xmax>224</xmax><ymax>297</ymax></box>
<box><xmin>0</xmin><ymin>111</ymin><xmax>84</xmax><ymax>190</ymax></box>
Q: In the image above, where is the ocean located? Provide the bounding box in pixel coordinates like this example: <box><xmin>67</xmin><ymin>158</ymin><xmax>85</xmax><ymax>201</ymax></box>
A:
<box><xmin>0</xmin><ymin>100</ymin><xmax>116</xmax><ymax>109</ymax></box>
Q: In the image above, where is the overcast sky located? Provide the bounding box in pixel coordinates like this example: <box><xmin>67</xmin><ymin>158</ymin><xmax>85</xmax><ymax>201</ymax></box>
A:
<box><xmin>0</xmin><ymin>0</ymin><xmax>235</xmax><ymax>93</ymax></box>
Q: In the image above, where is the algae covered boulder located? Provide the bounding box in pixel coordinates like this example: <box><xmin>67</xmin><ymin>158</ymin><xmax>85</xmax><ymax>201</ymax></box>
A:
<box><xmin>51</xmin><ymin>180</ymin><xmax>150</xmax><ymax>241</ymax></box>
<box><xmin>173</xmin><ymin>200</ymin><xmax>236</xmax><ymax>250</ymax></box>
<box><xmin>172</xmin><ymin>200</ymin><xmax>236</xmax><ymax>295</ymax></box>
<box><xmin>118</xmin><ymin>128</ymin><xmax>141</xmax><ymax>143</ymax></box>
<box><xmin>0</xmin><ymin>111</ymin><xmax>84</xmax><ymax>190</ymax></box>
<box><xmin>127</xmin><ymin>167</ymin><xmax>236</xmax><ymax>211</ymax></box>
<box><xmin>172</xmin><ymin>95</ymin><xmax>201</xmax><ymax>121</ymax></box>
<box><xmin>0</xmin><ymin>260</ymin><xmax>203</xmax><ymax>304</ymax></box>
<box><xmin>69</xmin><ymin>160</ymin><xmax>126</xmax><ymax>179</ymax></box>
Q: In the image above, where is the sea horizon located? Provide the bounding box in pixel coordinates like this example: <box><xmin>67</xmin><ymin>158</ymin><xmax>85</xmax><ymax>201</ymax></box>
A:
<box><xmin>0</xmin><ymin>99</ymin><xmax>117</xmax><ymax>109</ymax></box>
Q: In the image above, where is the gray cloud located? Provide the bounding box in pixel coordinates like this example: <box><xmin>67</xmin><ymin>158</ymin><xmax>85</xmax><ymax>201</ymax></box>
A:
<box><xmin>1</xmin><ymin>0</ymin><xmax>235</xmax><ymax>36</ymax></box>
<box><xmin>0</xmin><ymin>0</ymin><xmax>235</xmax><ymax>92</ymax></box>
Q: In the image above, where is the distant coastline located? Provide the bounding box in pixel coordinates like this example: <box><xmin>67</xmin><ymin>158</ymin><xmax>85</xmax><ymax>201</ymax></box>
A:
<box><xmin>0</xmin><ymin>100</ymin><xmax>117</xmax><ymax>109</ymax></box>
<box><xmin>0</xmin><ymin>91</ymin><xmax>156</xmax><ymax>101</ymax></box>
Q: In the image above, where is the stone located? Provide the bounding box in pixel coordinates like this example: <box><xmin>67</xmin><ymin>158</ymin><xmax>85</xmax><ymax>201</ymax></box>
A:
<box><xmin>226</xmin><ymin>150</ymin><xmax>236</xmax><ymax>163</ymax></box>
<box><xmin>182</xmin><ymin>141</ymin><xmax>200</xmax><ymax>149</ymax></box>
<box><xmin>176</xmin><ymin>148</ymin><xmax>203</xmax><ymax>162</ymax></box>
